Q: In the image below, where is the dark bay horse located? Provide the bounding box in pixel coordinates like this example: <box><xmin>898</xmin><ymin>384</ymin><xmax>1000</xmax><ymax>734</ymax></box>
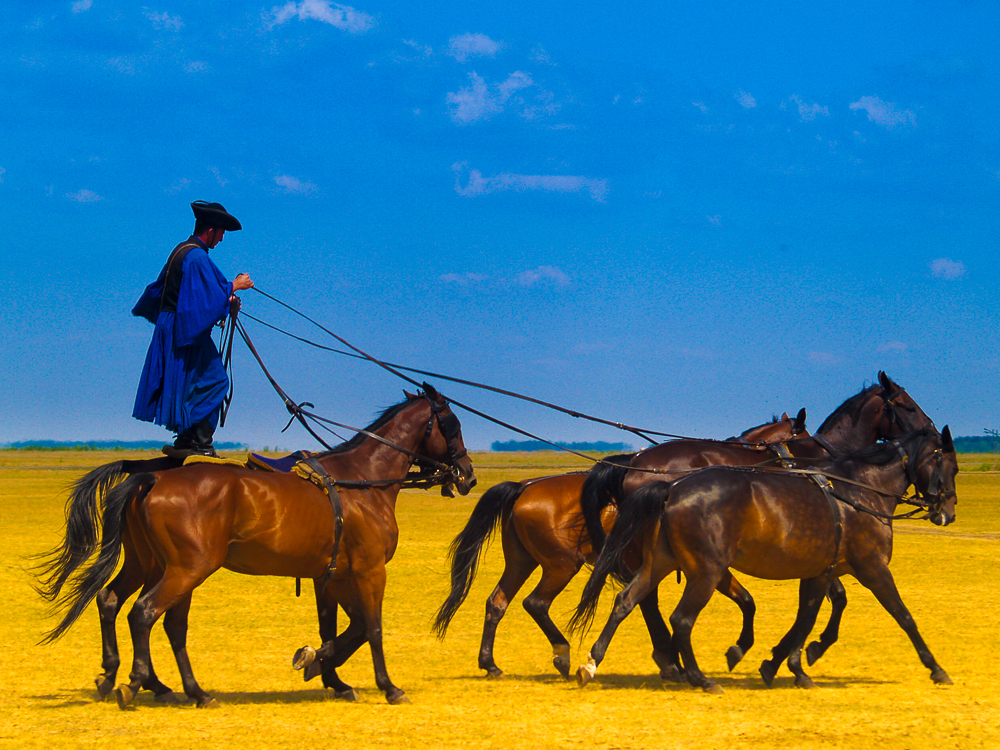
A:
<box><xmin>572</xmin><ymin>427</ymin><xmax>957</xmax><ymax>692</ymax></box>
<box><xmin>433</xmin><ymin>411</ymin><xmax>807</xmax><ymax>679</ymax></box>
<box><xmin>36</xmin><ymin>386</ymin><xmax>476</xmax><ymax>707</ymax></box>
<box><xmin>578</xmin><ymin>372</ymin><xmax>934</xmax><ymax>670</ymax></box>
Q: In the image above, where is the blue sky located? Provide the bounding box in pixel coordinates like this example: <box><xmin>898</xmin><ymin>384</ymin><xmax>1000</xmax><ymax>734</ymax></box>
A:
<box><xmin>2</xmin><ymin>1</ymin><xmax>998</xmax><ymax>450</ymax></box>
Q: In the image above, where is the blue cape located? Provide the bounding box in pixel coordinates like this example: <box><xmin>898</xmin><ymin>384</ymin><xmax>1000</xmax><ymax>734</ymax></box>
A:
<box><xmin>132</xmin><ymin>240</ymin><xmax>234</xmax><ymax>432</ymax></box>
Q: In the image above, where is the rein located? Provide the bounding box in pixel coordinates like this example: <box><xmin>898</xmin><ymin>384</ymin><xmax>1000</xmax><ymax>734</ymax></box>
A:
<box><xmin>234</xmin><ymin>319</ymin><xmax>462</xmax><ymax>490</ymax></box>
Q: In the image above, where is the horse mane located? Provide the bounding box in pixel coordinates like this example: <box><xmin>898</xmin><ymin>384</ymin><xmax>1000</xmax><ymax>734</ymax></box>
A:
<box><xmin>815</xmin><ymin>383</ymin><xmax>881</xmax><ymax>435</ymax></box>
<box><xmin>315</xmin><ymin>394</ymin><xmax>422</xmax><ymax>457</ymax></box>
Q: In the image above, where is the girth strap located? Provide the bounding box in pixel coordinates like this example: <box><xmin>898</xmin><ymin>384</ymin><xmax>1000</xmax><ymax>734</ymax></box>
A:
<box><xmin>293</xmin><ymin>457</ymin><xmax>344</xmax><ymax>591</ymax></box>
<box><xmin>809</xmin><ymin>473</ymin><xmax>843</xmax><ymax>580</ymax></box>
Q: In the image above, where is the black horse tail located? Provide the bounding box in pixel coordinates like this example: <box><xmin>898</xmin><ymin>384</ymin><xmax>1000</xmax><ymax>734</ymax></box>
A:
<box><xmin>33</xmin><ymin>459</ymin><xmax>130</xmax><ymax>604</ymax></box>
<box><xmin>433</xmin><ymin>481</ymin><xmax>524</xmax><ymax>639</ymax></box>
<box><xmin>36</xmin><ymin>472</ymin><xmax>157</xmax><ymax>644</ymax></box>
<box><xmin>579</xmin><ymin>453</ymin><xmax>634</xmax><ymax>555</ymax></box>
<box><xmin>569</xmin><ymin>479</ymin><xmax>673</xmax><ymax>635</ymax></box>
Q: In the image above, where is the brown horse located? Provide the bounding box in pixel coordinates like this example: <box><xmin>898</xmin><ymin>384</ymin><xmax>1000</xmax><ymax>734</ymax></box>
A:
<box><xmin>578</xmin><ymin>372</ymin><xmax>934</xmax><ymax>671</ymax></box>
<box><xmin>433</xmin><ymin>411</ymin><xmax>807</xmax><ymax>679</ymax></box>
<box><xmin>37</xmin><ymin>385</ymin><xmax>476</xmax><ymax>707</ymax></box>
<box><xmin>572</xmin><ymin>427</ymin><xmax>957</xmax><ymax>692</ymax></box>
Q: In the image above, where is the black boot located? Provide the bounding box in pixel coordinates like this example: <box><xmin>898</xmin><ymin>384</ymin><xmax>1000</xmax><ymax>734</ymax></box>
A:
<box><xmin>188</xmin><ymin>419</ymin><xmax>218</xmax><ymax>457</ymax></box>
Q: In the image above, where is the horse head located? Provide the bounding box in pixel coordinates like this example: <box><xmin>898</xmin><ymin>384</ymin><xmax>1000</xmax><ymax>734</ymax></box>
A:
<box><xmin>904</xmin><ymin>426</ymin><xmax>958</xmax><ymax>527</ymax></box>
<box><xmin>734</xmin><ymin>408</ymin><xmax>809</xmax><ymax>444</ymax></box>
<box><xmin>877</xmin><ymin>371</ymin><xmax>936</xmax><ymax>438</ymax></box>
<box><xmin>417</xmin><ymin>383</ymin><xmax>477</xmax><ymax>497</ymax></box>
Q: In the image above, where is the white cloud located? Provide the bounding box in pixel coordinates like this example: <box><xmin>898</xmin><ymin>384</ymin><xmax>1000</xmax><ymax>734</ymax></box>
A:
<box><xmin>736</xmin><ymin>90</ymin><xmax>756</xmax><ymax>108</ymax></box>
<box><xmin>440</xmin><ymin>272</ymin><xmax>488</xmax><ymax>286</ymax></box>
<box><xmin>878</xmin><ymin>341</ymin><xmax>908</xmax><ymax>353</ymax></box>
<box><xmin>402</xmin><ymin>38</ymin><xmax>432</xmax><ymax>57</ymax></box>
<box><xmin>165</xmin><ymin>177</ymin><xmax>191</xmax><ymax>194</ymax></box>
<box><xmin>447</xmin><ymin>71</ymin><xmax>554</xmax><ymax>124</ymax></box>
<box><xmin>0</xmin><ymin>167</ymin><xmax>5</xmax><ymax>183</ymax></box>
<box><xmin>185</xmin><ymin>61</ymin><xmax>208</xmax><ymax>73</ymax></box>
<box><xmin>146</xmin><ymin>10</ymin><xmax>184</xmax><ymax>30</ymax></box>
<box><xmin>930</xmin><ymin>257</ymin><xmax>966</xmax><ymax>280</ymax></box>
<box><xmin>66</xmin><ymin>189</ymin><xmax>103</xmax><ymax>202</ymax></box>
<box><xmin>692</xmin><ymin>101</ymin><xmax>709</xmax><ymax>114</ymax></box>
<box><xmin>808</xmin><ymin>351</ymin><xmax>841</xmax><ymax>367</ymax></box>
<box><xmin>849</xmin><ymin>96</ymin><xmax>916</xmax><ymax>128</ymax></box>
<box><xmin>71</xmin><ymin>0</ymin><xmax>92</xmax><ymax>13</ymax></box>
<box><xmin>788</xmin><ymin>95</ymin><xmax>829</xmax><ymax>122</ymax></box>
<box><xmin>453</xmin><ymin>163</ymin><xmax>608</xmax><ymax>202</ymax></box>
<box><xmin>447</xmin><ymin>33</ymin><xmax>501</xmax><ymax>62</ymax></box>
<box><xmin>267</xmin><ymin>1</ymin><xmax>374</xmax><ymax>34</ymax></box>
<box><xmin>518</xmin><ymin>266</ymin><xmax>571</xmax><ymax>288</ymax></box>
<box><xmin>209</xmin><ymin>166</ymin><xmax>228</xmax><ymax>187</ymax></box>
<box><xmin>274</xmin><ymin>174</ymin><xmax>317</xmax><ymax>194</ymax></box>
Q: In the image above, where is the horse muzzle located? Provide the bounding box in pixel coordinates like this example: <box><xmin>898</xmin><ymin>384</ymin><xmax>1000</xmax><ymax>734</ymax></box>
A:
<box><xmin>929</xmin><ymin>510</ymin><xmax>955</xmax><ymax>527</ymax></box>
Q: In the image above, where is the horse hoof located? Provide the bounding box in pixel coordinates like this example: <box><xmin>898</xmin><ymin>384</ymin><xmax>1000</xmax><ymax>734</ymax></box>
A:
<box><xmin>759</xmin><ymin>661</ymin><xmax>777</xmax><ymax>688</ymax></box>
<box><xmin>303</xmin><ymin>660</ymin><xmax>323</xmax><ymax>682</ymax></box>
<box><xmin>794</xmin><ymin>675</ymin><xmax>816</xmax><ymax>689</ymax></box>
<box><xmin>553</xmin><ymin>656</ymin><xmax>571</xmax><ymax>679</ymax></box>
<box><xmin>387</xmin><ymin>691</ymin><xmax>411</xmax><ymax>705</ymax></box>
<box><xmin>95</xmin><ymin>676</ymin><xmax>114</xmax><ymax>701</ymax></box>
<box><xmin>576</xmin><ymin>658</ymin><xmax>597</xmax><ymax>688</ymax></box>
<box><xmin>805</xmin><ymin>641</ymin><xmax>823</xmax><ymax>666</ymax></box>
<box><xmin>931</xmin><ymin>669</ymin><xmax>953</xmax><ymax>685</ymax></box>
<box><xmin>292</xmin><ymin>645</ymin><xmax>316</xmax><ymax>670</ymax></box>
<box><xmin>197</xmin><ymin>696</ymin><xmax>220</xmax><ymax>709</ymax></box>
<box><xmin>703</xmin><ymin>683</ymin><xmax>724</xmax><ymax>694</ymax></box>
<box><xmin>726</xmin><ymin>645</ymin><xmax>745</xmax><ymax>672</ymax></box>
<box><xmin>334</xmin><ymin>688</ymin><xmax>358</xmax><ymax>701</ymax></box>
<box><xmin>485</xmin><ymin>667</ymin><xmax>504</xmax><ymax>679</ymax></box>
<box><xmin>115</xmin><ymin>685</ymin><xmax>135</xmax><ymax>711</ymax></box>
<box><xmin>153</xmin><ymin>691</ymin><xmax>181</xmax><ymax>704</ymax></box>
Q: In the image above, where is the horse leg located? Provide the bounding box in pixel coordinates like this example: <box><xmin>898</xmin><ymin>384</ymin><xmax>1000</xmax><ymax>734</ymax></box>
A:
<box><xmin>479</xmin><ymin>556</ymin><xmax>537</xmax><ymax>678</ymax></box>
<box><xmin>806</xmin><ymin>577</ymin><xmax>847</xmax><ymax>666</ymax></box>
<box><xmin>577</xmin><ymin>553</ymin><xmax>672</xmax><ymax>687</ymax></box>
<box><xmin>668</xmin><ymin>570</ymin><xmax>726</xmax><ymax>693</ymax></box>
<box><xmin>116</xmin><ymin>568</ymin><xmax>214</xmax><ymax>710</ymax></box>
<box><xmin>715</xmin><ymin>570</ymin><xmax>756</xmax><ymax>671</ymax></box>
<box><xmin>356</xmin><ymin>566</ymin><xmax>409</xmax><ymax>705</ymax></box>
<box><xmin>161</xmin><ymin>591</ymin><xmax>215</xmax><ymax>706</ymax></box>
<box><xmin>94</xmin><ymin>550</ymin><xmax>143</xmax><ymax>700</ymax></box>
<box><xmin>636</xmin><ymin>587</ymin><xmax>683</xmax><ymax>682</ymax></box>
<box><xmin>759</xmin><ymin>577</ymin><xmax>827</xmax><ymax>689</ymax></box>
<box><xmin>304</xmin><ymin>584</ymin><xmax>362</xmax><ymax>700</ymax></box>
<box><xmin>521</xmin><ymin>558</ymin><xmax>581</xmax><ymax>679</ymax></box>
<box><xmin>96</xmin><ymin>538</ymin><xmax>175</xmax><ymax>702</ymax></box>
<box><xmin>855</xmin><ymin>566</ymin><xmax>951</xmax><ymax>684</ymax></box>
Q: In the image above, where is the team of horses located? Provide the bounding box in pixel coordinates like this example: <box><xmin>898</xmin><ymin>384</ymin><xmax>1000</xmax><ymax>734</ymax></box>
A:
<box><xmin>36</xmin><ymin>372</ymin><xmax>959</xmax><ymax>705</ymax></box>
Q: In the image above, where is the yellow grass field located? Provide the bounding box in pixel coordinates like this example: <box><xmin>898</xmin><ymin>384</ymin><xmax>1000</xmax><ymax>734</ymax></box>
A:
<box><xmin>2</xmin><ymin>450</ymin><xmax>998</xmax><ymax>750</ymax></box>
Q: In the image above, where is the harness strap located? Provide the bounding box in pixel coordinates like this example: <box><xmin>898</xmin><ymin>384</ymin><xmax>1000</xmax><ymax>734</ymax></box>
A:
<box><xmin>293</xmin><ymin>457</ymin><xmax>344</xmax><ymax>591</ymax></box>
<box><xmin>809</xmin><ymin>473</ymin><xmax>844</xmax><ymax>580</ymax></box>
<box><xmin>768</xmin><ymin>442</ymin><xmax>796</xmax><ymax>468</ymax></box>
<box><xmin>159</xmin><ymin>242</ymin><xmax>201</xmax><ymax>313</ymax></box>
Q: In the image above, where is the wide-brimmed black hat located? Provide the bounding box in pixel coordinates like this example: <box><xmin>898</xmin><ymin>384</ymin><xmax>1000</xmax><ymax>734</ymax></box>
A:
<box><xmin>191</xmin><ymin>201</ymin><xmax>242</xmax><ymax>231</ymax></box>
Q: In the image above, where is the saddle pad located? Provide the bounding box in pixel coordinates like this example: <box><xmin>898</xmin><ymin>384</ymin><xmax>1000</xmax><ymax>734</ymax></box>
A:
<box><xmin>182</xmin><ymin>454</ymin><xmax>246</xmax><ymax>467</ymax></box>
<box><xmin>247</xmin><ymin>450</ymin><xmax>313</xmax><ymax>472</ymax></box>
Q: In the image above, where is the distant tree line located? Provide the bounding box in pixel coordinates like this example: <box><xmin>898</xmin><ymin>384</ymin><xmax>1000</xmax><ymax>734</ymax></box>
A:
<box><xmin>952</xmin><ymin>435</ymin><xmax>1000</xmax><ymax>454</ymax></box>
<box><xmin>1</xmin><ymin>440</ymin><xmax>249</xmax><ymax>451</ymax></box>
<box><xmin>491</xmin><ymin>440</ymin><xmax>634</xmax><ymax>453</ymax></box>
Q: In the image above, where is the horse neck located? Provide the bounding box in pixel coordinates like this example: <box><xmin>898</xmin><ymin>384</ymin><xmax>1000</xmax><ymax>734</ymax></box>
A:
<box><xmin>319</xmin><ymin>400</ymin><xmax>430</xmax><ymax>489</ymax></box>
<box><xmin>816</xmin><ymin>390</ymin><xmax>882</xmax><ymax>453</ymax></box>
<box><xmin>352</xmin><ymin>402</ymin><xmax>429</xmax><ymax>481</ymax></box>
<box><xmin>844</xmin><ymin>457</ymin><xmax>910</xmax><ymax>516</ymax></box>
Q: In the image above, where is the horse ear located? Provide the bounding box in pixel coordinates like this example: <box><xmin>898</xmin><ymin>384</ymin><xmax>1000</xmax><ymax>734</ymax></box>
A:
<box><xmin>942</xmin><ymin>425</ymin><xmax>954</xmax><ymax>453</ymax></box>
<box><xmin>421</xmin><ymin>382</ymin><xmax>440</xmax><ymax>400</ymax></box>
<box><xmin>403</xmin><ymin>389</ymin><xmax>417</xmax><ymax>399</ymax></box>
<box><xmin>795</xmin><ymin>408</ymin><xmax>807</xmax><ymax>433</ymax></box>
<box><xmin>878</xmin><ymin>371</ymin><xmax>894</xmax><ymax>393</ymax></box>
<box><xmin>780</xmin><ymin>412</ymin><xmax>789</xmax><ymax>421</ymax></box>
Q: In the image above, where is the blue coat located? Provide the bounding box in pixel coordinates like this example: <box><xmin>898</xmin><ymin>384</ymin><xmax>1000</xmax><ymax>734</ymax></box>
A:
<box><xmin>132</xmin><ymin>238</ymin><xmax>234</xmax><ymax>432</ymax></box>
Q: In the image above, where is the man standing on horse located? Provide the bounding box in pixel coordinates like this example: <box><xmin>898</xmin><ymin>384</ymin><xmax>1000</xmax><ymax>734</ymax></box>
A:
<box><xmin>131</xmin><ymin>201</ymin><xmax>254</xmax><ymax>457</ymax></box>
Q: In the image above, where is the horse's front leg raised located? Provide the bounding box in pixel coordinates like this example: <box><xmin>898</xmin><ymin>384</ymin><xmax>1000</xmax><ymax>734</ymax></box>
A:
<box><xmin>806</xmin><ymin>577</ymin><xmax>847</xmax><ymax>666</ymax></box>
<box><xmin>716</xmin><ymin>570</ymin><xmax>756</xmax><ymax>671</ymax></box>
